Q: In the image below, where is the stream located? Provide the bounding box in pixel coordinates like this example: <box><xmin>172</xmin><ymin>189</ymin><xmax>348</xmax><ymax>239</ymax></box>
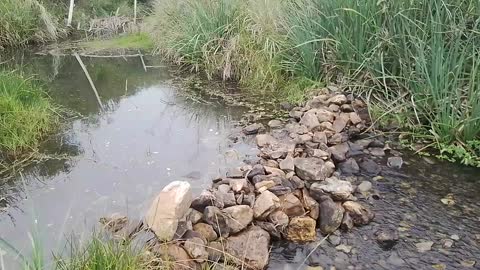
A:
<box><xmin>0</xmin><ymin>53</ymin><xmax>479</xmax><ymax>270</ymax></box>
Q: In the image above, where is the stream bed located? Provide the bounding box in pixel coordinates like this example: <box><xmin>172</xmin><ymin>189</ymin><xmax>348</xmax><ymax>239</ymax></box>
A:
<box><xmin>0</xmin><ymin>53</ymin><xmax>479</xmax><ymax>270</ymax></box>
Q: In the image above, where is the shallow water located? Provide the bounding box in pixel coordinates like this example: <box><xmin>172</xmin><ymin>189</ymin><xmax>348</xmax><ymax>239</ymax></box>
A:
<box><xmin>1</xmin><ymin>53</ymin><xmax>480</xmax><ymax>270</ymax></box>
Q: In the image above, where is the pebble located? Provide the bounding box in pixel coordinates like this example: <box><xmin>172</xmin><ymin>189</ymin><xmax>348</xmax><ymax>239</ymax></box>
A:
<box><xmin>387</xmin><ymin>156</ymin><xmax>403</xmax><ymax>169</ymax></box>
<box><xmin>335</xmin><ymin>244</ymin><xmax>352</xmax><ymax>254</ymax></box>
<box><xmin>415</xmin><ymin>241</ymin><xmax>434</xmax><ymax>252</ymax></box>
<box><xmin>450</xmin><ymin>234</ymin><xmax>460</xmax><ymax>241</ymax></box>
<box><xmin>442</xmin><ymin>239</ymin><xmax>453</xmax><ymax>248</ymax></box>
<box><xmin>461</xmin><ymin>260</ymin><xmax>476</xmax><ymax>268</ymax></box>
<box><xmin>328</xmin><ymin>235</ymin><xmax>341</xmax><ymax>246</ymax></box>
<box><xmin>356</xmin><ymin>181</ymin><xmax>372</xmax><ymax>193</ymax></box>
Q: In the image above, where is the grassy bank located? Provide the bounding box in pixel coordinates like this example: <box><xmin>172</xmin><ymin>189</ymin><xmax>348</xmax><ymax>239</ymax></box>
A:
<box><xmin>149</xmin><ymin>0</ymin><xmax>480</xmax><ymax>166</ymax></box>
<box><xmin>0</xmin><ymin>70</ymin><xmax>59</xmax><ymax>167</ymax></box>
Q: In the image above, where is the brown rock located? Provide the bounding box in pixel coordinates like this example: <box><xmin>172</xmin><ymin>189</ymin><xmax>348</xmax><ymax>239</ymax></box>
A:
<box><xmin>349</xmin><ymin>112</ymin><xmax>362</xmax><ymax>125</ymax></box>
<box><xmin>268</xmin><ymin>210</ymin><xmax>289</xmax><ymax>228</ymax></box>
<box><xmin>318</xmin><ymin>196</ymin><xmax>345</xmax><ymax>234</ymax></box>
<box><xmin>193</xmin><ymin>223</ymin><xmax>218</xmax><ymax>242</ymax></box>
<box><xmin>332</xmin><ymin>113</ymin><xmax>350</xmax><ymax>133</ymax></box>
<box><xmin>226</xmin><ymin>226</ymin><xmax>271</xmax><ymax>270</ymax></box>
<box><xmin>286</xmin><ymin>216</ymin><xmax>317</xmax><ymax>242</ymax></box>
<box><xmin>343</xmin><ymin>201</ymin><xmax>374</xmax><ymax>225</ymax></box>
<box><xmin>256</xmin><ymin>134</ymin><xmax>277</xmax><ymax>147</ymax></box>
<box><xmin>328</xmin><ymin>94</ymin><xmax>347</xmax><ymax>105</ymax></box>
<box><xmin>300</xmin><ymin>112</ymin><xmax>321</xmax><ymax>130</ymax></box>
<box><xmin>279</xmin><ymin>193</ymin><xmax>305</xmax><ymax>217</ymax></box>
<box><xmin>223</xmin><ymin>205</ymin><xmax>254</xmax><ymax>234</ymax></box>
<box><xmin>184</xmin><ymin>237</ymin><xmax>208</xmax><ymax>262</ymax></box>
<box><xmin>253</xmin><ymin>190</ymin><xmax>280</xmax><ymax>219</ymax></box>
<box><xmin>152</xmin><ymin>244</ymin><xmax>201</xmax><ymax>270</ymax></box>
<box><xmin>312</xmin><ymin>131</ymin><xmax>328</xmax><ymax>144</ymax></box>
<box><xmin>301</xmin><ymin>189</ymin><xmax>320</xmax><ymax>220</ymax></box>
<box><xmin>294</xmin><ymin>158</ymin><xmax>335</xmax><ymax>181</ymax></box>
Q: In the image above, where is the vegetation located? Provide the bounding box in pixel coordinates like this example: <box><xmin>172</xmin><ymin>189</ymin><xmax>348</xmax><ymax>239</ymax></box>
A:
<box><xmin>0</xmin><ymin>0</ymin><xmax>62</xmax><ymax>47</ymax></box>
<box><xmin>149</xmin><ymin>0</ymin><xmax>480</xmax><ymax>166</ymax></box>
<box><xmin>0</xmin><ymin>70</ymin><xmax>59</xmax><ymax>164</ymax></box>
<box><xmin>78</xmin><ymin>33</ymin><xmax>154</xmax><ymax>51</ymax></box>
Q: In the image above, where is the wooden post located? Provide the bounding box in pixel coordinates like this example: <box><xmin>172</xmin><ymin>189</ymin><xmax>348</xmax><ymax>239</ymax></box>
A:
<box><xmin>134</xmin><ymin>0</ymin><xmax>137</xmax><ymax>24</ymax></box>
<box><xmin>67</xmin><ymin>0</ymin><xmax>75</xmax><ymax>27</ymax></box>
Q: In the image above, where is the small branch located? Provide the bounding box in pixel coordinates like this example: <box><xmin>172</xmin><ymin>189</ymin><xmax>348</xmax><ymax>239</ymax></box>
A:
<box><xmin>67</xmin><ymin>0</ymin><xmax>75</xmax><ymax>27</ymax></box>
<box><xmin>74</xmin><ymin>53</ymin><xmax>104</xmax><ymax>110</ymax></box>
<box><xmin>138</xmin><ymin>50</ymin><xmax>147</xmax><ymax>72</ymax></box>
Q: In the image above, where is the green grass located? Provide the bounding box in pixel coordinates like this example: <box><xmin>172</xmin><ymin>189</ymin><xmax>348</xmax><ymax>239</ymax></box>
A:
<box><xmin>78</xmin><ymin>33</ymin><xmax>154</xmax><ymax>51</ymax></box>
<box><xmin>0</xmin><ymin>70</ymin><xmax>59</xmax><ymax>160</ymax></box>
<box><xmin>148</xmin><ymin>0</ymin><xmax>480</xmax><ymax>166</ymax></box>
<box><xmin>0</xmin><ymin>0</ymin><xmax>61</xmax><ymax>47</ymax></box>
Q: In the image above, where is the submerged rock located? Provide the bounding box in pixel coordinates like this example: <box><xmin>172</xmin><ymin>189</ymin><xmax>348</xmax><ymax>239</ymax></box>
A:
<box><xmin>243</xmin><ymin>123</ymin><xmax>266</xmax><ymax>135</ymax></box>
<box><xmin>375</xmin><ymin>229</ymin><xmax>399</xmax><ymax>250</ymax></box>
<box><xmin>311</xmin><ymin>177</ymin><xmax>354</xmax><ymax>201</ymax></box>
<box><xmin>226</xmin><ymin>226</ymin><xmax>271</xmax><ymax>270</ymax></box>
<box><xmin>145</xmin><ymin>181</ymin><xmax>193</xmax><ymax>241</ymax></box>
<box><xmin>342</xmin><ymin>201</ymin><xmax>374</xmax><ymax>225</ymax></box>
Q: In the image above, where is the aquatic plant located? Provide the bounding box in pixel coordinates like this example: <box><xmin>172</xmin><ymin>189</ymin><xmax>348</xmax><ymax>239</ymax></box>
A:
<box><xmin>0</xmin><ymin>70</ymin><xmax>59</xmax><ymax>163</ymax></box>
<box><xmin>149</xmin><ymin>0</ymin><xmax>480</xmax><ymax>165</ymax></box>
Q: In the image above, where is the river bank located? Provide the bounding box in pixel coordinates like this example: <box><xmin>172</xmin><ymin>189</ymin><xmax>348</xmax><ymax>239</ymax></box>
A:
<box><xmin>0</xmin><ymin>54</ymin><xmax>478</xmax><ymax>269</ymax></box>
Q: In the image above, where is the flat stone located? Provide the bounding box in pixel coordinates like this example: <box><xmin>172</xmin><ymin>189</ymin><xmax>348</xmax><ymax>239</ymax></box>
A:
<box><xmin>145</xmin><ymin>181</ymin><xmax>193</xmax><ymax>241</ymax></box>
<box><xmin>312</xmin><ymin>132</ymin><xmax>328</xmax><ymax>144</ymax></box>
<box><xmin>328</xmin><ymin>235</ymin><xmax>341</xmax><ymax>246</ymax></box>
<box><xmin>332</xmin><ymin>114</ymin><xmax>349</xmax><ymax>133</ymax></box>
<box><xmin>294</xmin><ymin>158</ymin><xmax>335</xmax><ymax>181</ymax></box>
<box><xmin>286</xmin><ymin>216</ymin><xmax>317</xmax><ymax>242</ymax></box>
<box><xmin>243</xmin><ymin>123</ymin><xmax>265</xmax><ymax>135</ymax></box>
<box><xmin>349</xmin><ymin>112</ymin><xmax>362</xmax><ymax>125</ymax></box>
<box><xmin>289</xmin><ymin>175</ymin><xmax>305</xmax><ymax>190</ymax></box>
<box><xmin>359</xmin><ymin>158</ymin><xmax>381</xmax><ymax>175</ymax></box>
<box><xmin>329</xmin><ymin>143</ymin><xmax>349</xmax><ymax>162</ymax></box>
<box><xmin>369</xmin><ymin>147</ymin><xmax>385</xmax><ymax>157</ymax></box>
<box><xmin>226</xmin><ymin>167</ymin><xmax>244</xmax><ymax>178</ymax></box>
<box><xmin>253</xmin><ymin>190</ymin><xmax>280</xmax><ymax>219</ymax></box>
<box><xmin>416</xmin><ymin>241</ymin><xmax>434</xmax><ymax>252</ymax></box>
<box><xmin>335</xmin><ymin>244</ymin><xmax>352</xmax><ymax>253</ymax></box>
<box><xmin>226</xmin><ymin>226</ymin><xmax>271</xmax><ymax>270</ymax></box>
<box><xmin>229</xmin><ymin>178</ymin><xmax>248</xmax><ymax>193</ymax></box>
<box><xmin>318</xmin><ymin>196</ymin><xmax>345</xmax><ymax>234</ymax></box>
<box><xmin>328</xmin><ymin>133</ymin><xmax>347</xmax><ymax>145</ymax></box>
<box><xmin>256</xmin><ymin>134</ymin><xmax>277</xmax><ymax>147</ymax></box>
<box><xmin>289</xmin><ymin>110</ymin><xmax>304</xmax><ymax>120</ymax></box>
<box><xmin>315</xmin><ymin>109</ymin><xmax>335</xmax><ymax>123</ymax></box>
<box><xmin>343</xmin><ymin>201</ymin><xmax>374</xmax><ymax>225</ymax></box>
<box><xmin>255</xmin><ymin>180</ymin><xmax>277</xmax><ymax>191</ymax></box>
<box><xmin>387</xmin><ymin>251</ymin><xmax>405</xmax><ymax>266</ymax></box>
<box><xmin>279</xmin><ymin>193</ymin><xmax>305</xmax><ymax>217</ymax></box>
<box><xmin>357</xmin><ymin>181</ymin><xmax>372</xmax><ymax>194</ymax></box>
<box><xmin>247</xmin><ymin>164</ymin><xmax>266</xmax><ymax>180</ymax></box>
<box><xmin>340</xmin><ymin>212</ymin><xmax>354</xmax><ymax>232</ymax></box>
<box><xmin>307</xmin><ymin>148</ymin><xmax>331</xmax><ymax>160</ymax></box>
<box><xmin>265</xmin><ymin>166</ymin><xmax>286</xmax><ymax>177</ymax></box>
<box><xmin>223</xmin><ymin>205</ymin><xmax>254</xmax><ymax>234</ymax></box>
<box><xmin>193</xmin><ymin>223</ymin><xmax>218</xmax><ymax>242</ymax></box>
<box><xmin>268</xmin><ymin>119</ymin><xmax>283</xmax><ymax>129</ymax></box>
<box><xmin>312</xmin><ymin>177</ymin><xmax>354</xmax><ymax>201</ymax></box>
<box><xmin>279</xmin><ymin>156</ymin><xmax>295</xmax><ymax>172</ymax></box>
<box><xmin>338</xmin><ymin>158</ymin><xmax>359</xmax><ymax>175</ymax></box>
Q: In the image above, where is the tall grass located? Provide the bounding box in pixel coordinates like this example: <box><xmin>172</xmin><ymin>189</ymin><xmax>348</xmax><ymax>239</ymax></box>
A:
<box><xmin>0</xmin><ymin>70</ymin><xmax>59</xmax><ymax>160</ymax></box>
<box><xmin>149</xmin><ymin>0</ymin><xmax>480</xmax><ymax>165</ymax></box>
<box><xmin>0</xmin><ymin>0</ymin><xmax>61</xmax><ymax>47</ymax></box>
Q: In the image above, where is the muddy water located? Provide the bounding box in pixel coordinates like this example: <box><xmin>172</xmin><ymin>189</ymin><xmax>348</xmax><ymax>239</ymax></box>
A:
<box><xmin>1</xmin><ymin>53</ymin><xmax>480</xmax><ymax>270</ymax></box>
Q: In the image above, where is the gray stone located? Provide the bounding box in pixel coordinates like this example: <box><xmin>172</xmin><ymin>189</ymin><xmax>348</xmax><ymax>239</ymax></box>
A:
<box><xmin>328</xmin><ymin>94</ymin><xmax>348</xmax><ymax>105</ymax></box>
<box><xmin>307</xmin><ymin>148</ymin><xmax>331</xmax><ymax>160</ymax></box>
<box><xmin>369</xmin><ymin>147</ymin><xmax>385</xmax><ymax>157</ymax></box>
<box><xmin>268</xmin><ymin>210</ymin><xmax>289</xmax><ymax>228</ymax></box>
<box><xmin>336</xmin><ymin>244</ymin><xmax>352</xmax><ymax>253</ymax></box>
<box><xmin>312</xmin><ymin>132</ymin><xmax>328</xmax><ymax>144</ymax></box>
<box><xmin>415</xmin><ymin>241</ymin><xmax>434</xmax><ymax>252</ymax></box>
<box><xmin>268</xmin><ymin>185</ymin><xmax>292</xmax><ymax>196</ymax></box>
<box><xmin>318</xmin><ymin>196</ymin><xmax>345</xmax><ymax>234</ymax></box>
<box><xmin>359</xmin><ymin>158</ymin><xmax>381</xmax><ymax>175</ymax></box>
<box><xmin>343</xmin><ymin>201</ymin><xmax>374</xmax><ymax>225</ymax></box>
<box><xmin>243</xmin><ymin>123</ymin><xmax>266</xmax><ymax>135</ymax></box>
<box><xmin>300</xmin><ymin>112</ymin><xmax>321</xmax><ymax>130</ymax></box>
<box><xmin>223</xmin><ymin>205</ymin><xmax>254</xmax><ymax>234</ymax></box>
<box><xmin>356</xmin><ymin>181</ymin><xmax>373</xmax><ymax>194</ymax></box>
<box><xmin>226</xmin><ymin>226</ymin><xmax>271</xmax><ymax>270</ymax></box>
<box><xmin>328</xmin><ymin>133</ymin><xmax>347</xmax><ymax>145</ymax></box>
<box><xmin>145</xmin><ymin>181</ymin><xmax>193</xmax><ymax>241</ymax></box>
<box><xmin>301</xmin><ymin>189</ymin><xmax>319</xmax><ymax>220</ymax></box>
<box><xmin>316</xmin><ymin>109</ymin><xmax>336</xmax><ymax>123</ymax></box>
<box><xmin>294</xmin><ymin>158</ymin><xmax>335</xmax><ymax>181</ymax></box>
<box><xmin>312</xmin><ymin>177</ymin><xmax>354</xmax><ymax>201</ymax></box>
<box><xmin>268</xmin><ymin>119</ymin><xmax>283</xmax><ymax>129</ymax></box>
<box><xmin>253</xmin><ymin>190</ymin><xmax>280</xmax><ymax>219</ymax></box>
<box><xmin>255</xmin><ymin>221</ymin><xmax>282</xmax><ymax>239</ymax></box>
<box><xmin>289</xmin><ymin>110</ymin><xmax>304</xmax><ymax>120</ymax></box>
<box><xmin>193</xmin><ymin>223</ymin><xmax>218</xmax><ymax>242</ymax></box>
<box><xmin>340</xmin><ymin>212</ymin><xmax>354</xmax><ymax>232</ymax></box>
<box><xmin>375</xmin><ymin>229</ymin><xmax>399</xmax><ymax>250</ymax></box>
<box><xmin>229</xmin><ymin>178</ymin><xmax>248</xmax><ymax>193</ymax></box>
<box><xmin>332</xmin><ymin>114</ymin><xmax>349</xmax><ymax>133</ymax></box>
<box><xmin>247</xmin><ymin>164</ymin><xmax>266</xmax><ymax>180</ymax></box>
<box><xmin>387</xmin><ymin>156</ymin><xmax>403</xmax><ymax>169</ymax></box>
<box><xmin>339</xmin><ymin>158</ymin><xmax>360</xmax><ymax>175</ymax></box>
<box><xmin>186</xmin><ymin>208</ymin><xmax>203</xmax><ymax>225</ymax></box>
<box><xmin>256</xmin><ymin>134</ymin><xmax>277</xmax><ymax>147</ymax></box>
<box><xmin>387</xmin><ymin>251</ymin><xmax>405</xmax><ymax>266</ymax></box>
<box><xmin>184</xmin><ymin>237</ymin><xmax>208</xmax><ymax>262</ymax></box>
<box><xmin>328</xmin><ymin>235</ymin><xmax>341</xmax><ymax>246</ymax></box>
<box><xmin>226</xmin><ymin>167</ymin><xmax>244</xmax><ymax>178</ymax></box>
<box><xmin>279</xmin><ymin>156</ymin><xmax>295</xmax><ymax>172</ymax></box>
<box><xmin>329</xmin><ymin>143</ymin><xmax>349</xmax><ymax>162</ymax></box>
<box><xmin>242</xmin><ymin>194</ymin><xmax>255</xmax><ymax>207</ymax></box>
<box><xmin>289</xmin><ymin>176</ymin><xmax>305</xmax><ymax>189</ymax></box>
<box><xmin>207</xmin><ymin>241</ymin><xmax>224</xmax><ymax>262</ymax></box>
<box><xmin>203</xmin><ymin>206</ymin><xmax>230</xmax><ymax>237</ymax></box>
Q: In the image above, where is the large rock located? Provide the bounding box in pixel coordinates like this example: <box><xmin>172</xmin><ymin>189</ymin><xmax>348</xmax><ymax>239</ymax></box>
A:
<box><xmin>203</xmin><ymin>206</ymin><xmax>230</xmax><ymax>237</ymax></box>
<box><xmin>286</xmin><ymin>216</ymin><xmax>317</xmax><ymax>242</ymax></box>
<box><xmin>311</xmin><ymin>177</ymin><xmax>354</xmax><ymax>201</ymax></box>
<box><xmin>279</xmin><ymin>193</ymin><xmax>305</xmax><ymax>217</ymax></box>
<box><xmin>184</xmin><ymin>237</ymin><xmax>208</xmax><ymax>262</ymax></box>
<box><xmin>226</xmin><ymin>226</ymin><xmax>271</xmax><ymax>270</ymax></box>
<box><xmin>193</xmin><ymin>223</ymin><xmax>218</xmax><ymax>242</ymax></box>
<box><xmin>318</xmin><ymin>196</ymin><xmax>345</xmax><ymax>234</ymax></box>
<box><xmin>253</xmin><ymin>190</ymin><xmax>280</xmax><ymax>219</ymax></box>
<box><xmin>342</xmin><ymin>201</ymin><xmax>374</xmax><ymax>225</ymax></box>
<box><xmin>145</xmin><ymin>181</ymin><xmax>193</xmax><ymax>241</ymax></box>
<box><xmin>294</xmin><ymin>158</ymin><xmax>335</xmax><ymax>181</ymax></box>
<box><xmin>223</xmin><ymin>205</ymin><xmax>254</xmax><ymax>234</ymax></box>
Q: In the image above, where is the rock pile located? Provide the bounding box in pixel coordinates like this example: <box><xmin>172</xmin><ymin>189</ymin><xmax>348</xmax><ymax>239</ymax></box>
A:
<box><xmin>102</xmin><ymin>90</ymin><xmax>390</xmax><ymax>270</ymax></box>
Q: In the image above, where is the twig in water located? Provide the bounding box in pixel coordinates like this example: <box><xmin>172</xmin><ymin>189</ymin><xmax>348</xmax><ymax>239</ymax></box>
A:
<box><xmin>74</xmin><ymin>53</ymin><xmax>104</xmax><ymax>110</ymax></box>
<box><xmin>296</xmin><ymin>234</ymin><xmax>329</xmax><ymax>270</ymax></box>
<box><xmin>138</xmin><ymin>50</ymin><xmax>147</xmax><ymax>72</ymax></box>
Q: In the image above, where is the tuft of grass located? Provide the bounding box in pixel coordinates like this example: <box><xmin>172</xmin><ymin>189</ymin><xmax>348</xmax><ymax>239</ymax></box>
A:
<box><xmin>78</xmin><ymin>33</ymin><xmax>154</xmax><ymax>51</ymax></box>
<box><xmin>0</xmin><ymin>70</ymin><xmax>59</xmax><ymax>160</ymax></box>
<box><xmin>0</xmin><ymin>0</ymin><xmax>61</xmax><ymax>47</ymax></box>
